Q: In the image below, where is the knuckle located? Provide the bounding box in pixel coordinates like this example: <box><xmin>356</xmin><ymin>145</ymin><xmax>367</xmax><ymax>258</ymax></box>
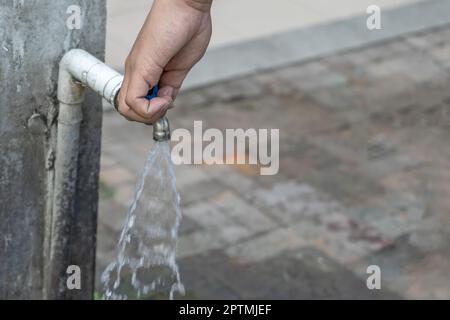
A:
<box><xmin>124</xmin><ymin>97</ymin><xmax>135</xmax><ymax>109</ymax></box>
<box><xmin>117</xmin><ymin>103</ymin><xmax>125</xmax><ymax>112</ymax></box>
<box><xmin>117</xmin><ymin>106</ymin><xmax>128</xmax><ymax>117</ymax></box>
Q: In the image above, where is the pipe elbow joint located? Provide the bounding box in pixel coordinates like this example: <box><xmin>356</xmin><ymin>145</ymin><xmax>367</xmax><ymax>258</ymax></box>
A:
<box><xmin>58</xmin><ymin>49</ymin><xmax>123</xmax><ymax>106</ymax></box>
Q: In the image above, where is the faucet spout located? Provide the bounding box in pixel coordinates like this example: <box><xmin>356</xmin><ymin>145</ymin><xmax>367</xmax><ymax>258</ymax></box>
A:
<box><xmin>153</xmin><ymin>116</ymin><xmax>171</xmax><ymax>142</ymax></box>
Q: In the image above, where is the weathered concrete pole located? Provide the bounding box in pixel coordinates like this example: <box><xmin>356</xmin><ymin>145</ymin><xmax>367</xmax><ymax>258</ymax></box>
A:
<box><xmin>0</xmin><ymin>0</ymin><xmax>106</xmax><ymax>299</ymax></box>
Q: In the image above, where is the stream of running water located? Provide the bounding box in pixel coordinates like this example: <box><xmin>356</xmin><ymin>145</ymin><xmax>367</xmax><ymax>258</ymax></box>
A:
<box><xmin>101</xmin><ymin>141</ymin><xmax>184</xmax><ymax>300</ymax></box>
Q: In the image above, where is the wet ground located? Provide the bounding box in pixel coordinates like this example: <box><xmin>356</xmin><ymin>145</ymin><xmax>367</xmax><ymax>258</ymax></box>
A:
<box><xmin>96</xmin><ymin>25</ymin><xmax>450</xmax><ymax>299</ymax></box>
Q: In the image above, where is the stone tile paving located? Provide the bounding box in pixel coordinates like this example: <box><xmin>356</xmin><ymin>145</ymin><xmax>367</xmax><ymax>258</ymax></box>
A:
<box><xmin>96</xmin><ymin>25</ymin><xmax>450</xmax><ymax>299</ymax></box>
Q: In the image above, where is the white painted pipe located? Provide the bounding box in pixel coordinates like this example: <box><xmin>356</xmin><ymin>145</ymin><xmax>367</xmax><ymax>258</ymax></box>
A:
<box><xmin>58</xmin><ymin>49</ymin><xmax>123</xmax><ymax>106</ymax></box>
<box><xmin>50</xmin><ymin>49</ymin><xmax>170</xmax><ymax>298</ymax></box>
<box><xmin>48</xmin><ymin>49</ymin><xmax>123</xmax><ymax>298</ymax></box>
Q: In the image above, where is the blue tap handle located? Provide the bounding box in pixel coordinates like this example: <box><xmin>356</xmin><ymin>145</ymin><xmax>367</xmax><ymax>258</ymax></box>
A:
<box><xmin>145</xmin><ymin>84</ymin><xmax>159</xmax><ymax>100</ymax></box>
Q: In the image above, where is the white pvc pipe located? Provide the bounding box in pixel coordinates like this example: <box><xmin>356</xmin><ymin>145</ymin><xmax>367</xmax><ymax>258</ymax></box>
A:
<box><xmin>48</xmin><ymin>49</ymin><xmax>123</xmax><ymax>299</ymax></box>
<box><xmin>59</xmin><ymin>49</ymin><xmax>123</xmax><ymax>106</ymax></box>
<box><xmin>49</xmin><ymin>49</ymin><xmax>169</xmax><ymax>298</ymax></box>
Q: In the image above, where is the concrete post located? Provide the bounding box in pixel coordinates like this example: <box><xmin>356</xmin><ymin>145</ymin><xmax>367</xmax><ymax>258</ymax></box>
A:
<box><xmin>0</xmin><ymin>0</ymin><xmax>106</xmax><ymax>299</ymax></box>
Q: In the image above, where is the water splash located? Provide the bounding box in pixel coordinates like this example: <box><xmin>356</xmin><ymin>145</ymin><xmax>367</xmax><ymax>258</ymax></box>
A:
<box><xmin>101</xmin><ymin>141</ymin><xmax>184</xmax><ymax>300</ymax></box>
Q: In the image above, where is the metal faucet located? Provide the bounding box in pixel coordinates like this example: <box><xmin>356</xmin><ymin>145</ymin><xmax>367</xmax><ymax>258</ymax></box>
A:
<box><xmin>152</xmin><ymin>116</ymin><xmax>171</xmax><ymax>142</ymax></box>
<box><xmin>145</xmin><ymin>84</ymin><xmax>171</xmax><ymax>142</ymax></box>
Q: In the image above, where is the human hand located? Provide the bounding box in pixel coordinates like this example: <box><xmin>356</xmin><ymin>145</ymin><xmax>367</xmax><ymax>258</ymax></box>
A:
<box><xmin>117</xmin><ymin>0</ymin><xmax>213</xmax><ymax>124</ymax></box>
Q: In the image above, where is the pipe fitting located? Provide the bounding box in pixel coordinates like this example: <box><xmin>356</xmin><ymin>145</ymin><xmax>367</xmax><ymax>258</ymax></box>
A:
<box><xmin>58</xmin><ymin>49</ymin><xmax>123</xmax><ymax>106</ymax></box>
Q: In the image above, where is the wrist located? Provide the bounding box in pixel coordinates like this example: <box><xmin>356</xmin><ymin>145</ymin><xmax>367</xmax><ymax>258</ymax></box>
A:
<box><xmin>179</xmin><ymin>0</ymin><xmax>212</xmax><ymax>13</ymax></box>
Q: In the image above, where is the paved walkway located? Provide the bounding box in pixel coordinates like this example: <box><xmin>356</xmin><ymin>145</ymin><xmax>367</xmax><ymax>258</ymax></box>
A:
<box><xmin>97</xmin><ymin>25</ymin><xmax>450</xmax><ymax>299</ymax></box>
